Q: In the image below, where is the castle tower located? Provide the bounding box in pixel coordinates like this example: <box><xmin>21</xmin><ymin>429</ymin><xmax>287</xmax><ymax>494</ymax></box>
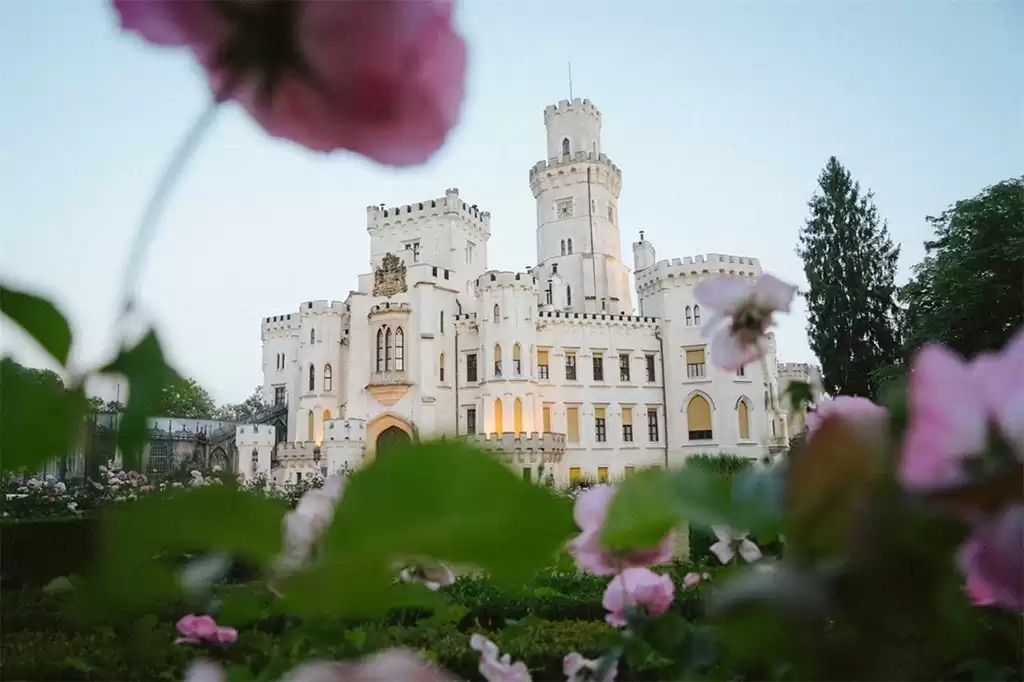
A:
<box><xmin>529</xmin><ymin>98</ymin><xmax>630</xmax><ymax>314</ymax></box>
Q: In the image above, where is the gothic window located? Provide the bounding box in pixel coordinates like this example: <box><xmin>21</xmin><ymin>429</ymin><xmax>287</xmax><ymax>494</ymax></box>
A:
<box><xmin>562</xmin><ymin>137</ymin><xmax>570</xmax><ymax>156</ymax></box>
<box><xmin>323</xmin><ymin>365</ymin><xmax>333</xmax><ymax>392</ymax></box>
<box><xmin>394</xmin><ymin>327</ymin><xmax>405</xmax><ymax>371</ymax></box>
<box><xmin>567</xmin><ymin>238</ymin><xmax>573</xmax><ymax>254</ymax></box>
<box><xmin>693</xmin><ymin>305</ymin><xmax>701</xmax><ymax>325</ymax></box>
<box><xmin>737</xmin><ymin>399</ymin><xmax>751</xmax><ymax>440</ymax></box>
<box><xmin>560</xmin><ymin>240</ymin><xmax>566</xmax><ymax>256</ymax></box>
<box><xmin>493</xmin><ymin>343</ymin><xmax>502</xmax><ymax>377</ymax></box>
<box><xmin>385</xmin><ymin>327</ymin><xmax>393</xmax><ymax>370</ymax></box>
<box><xmin>513</xmin><ymin>398</ymin><xmax>523</xmax><ymax>434</ymax></box>
<box><xmin>439</xmin><ymin>352</ymin><xmax>446</xmax><ymax>382</ymax></box>
<box><xmin>310</xmin><ymin>328</ymin><xmax>315</xmax><ymax>344</ymax></box>
<box><xmin>376</xmin><ymin>328</ymin><xmax>385</xmax><ymax>372</ymax></box>
<box><xmin>308</xmin><ymin>364</ymin><xmax>315</xmax><ymax>391</ymax></box>
<box><xmin>685</xmin><ymin>306</ymin><xmax>692</xmax><ymax>325</ymax></box>
<box><xmin>493</xmin><ymin>304</ymin><xmax>500</xmax><ymax>322</ymax></box>
<box><xmin>566</xmin><ymin>285</ymin><xmax>572</xmax><ymax>307</ymax></box>
<box><xmin>307</xmin><ymin>410</ymin><xmax>314</xmax><ymax>441</ymax></box>
<box><xmin>545</xmin><ymin>283</ymin><xmax>553</xmax><ymax>305</ymax></box>
<box><xmin>512</xmin><ymin>343</ymin><xmax>522</xmax><ymax>376</ymax></box>
<box><xmin>687</xmin><ymin>395</ymin><xmax>713</xmax><ymax>441</ymax></box>
<box><xmin>494</xmin><ymin>398</ymin><xmax>504</xmax><ymax>433</ymax></box>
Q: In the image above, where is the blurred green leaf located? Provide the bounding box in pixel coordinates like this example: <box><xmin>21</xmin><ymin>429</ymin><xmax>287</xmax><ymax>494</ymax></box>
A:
<box><xmin>85</xmin><ymin>486</ymin><xmax>288</xmax><ymax>615</ymax></box>
<box><xmin>98</xmin><ymin>330</ymin><xmax>181</xmax><ymax>470</ymax></box>
<box><xmin>784</xmin><ymin>379</ymin><xmax>813</xmax><ymax>415</ymax></box>
<box><xmin>283</xmin><ymin>439</ymin><xmax>575</xmax><ymax>617</ymax></box>
<box><xmin>0</xmin><ymin>358</ymin><xmax>88</xmax><ymax>471</ymax></box>
<box><xmin>731</xmin><ymin>465</ymin><xmax>787</xmax><ymax>539</ymax></box>
<box><xmin>0</xmin><ymin>284</ymin><xmax>73</xmax><ymax>365</ymax></box>
<box><xmin>706</xmin><ymin>563</ymin><xmax>831</xmax><ymax>619</ymax></box>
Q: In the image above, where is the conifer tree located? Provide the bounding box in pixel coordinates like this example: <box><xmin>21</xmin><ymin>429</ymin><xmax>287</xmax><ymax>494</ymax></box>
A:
<box><xmin>797</xmin><ymin>157</ymin><xmax>902</xmax><ymax>398</ymax></box>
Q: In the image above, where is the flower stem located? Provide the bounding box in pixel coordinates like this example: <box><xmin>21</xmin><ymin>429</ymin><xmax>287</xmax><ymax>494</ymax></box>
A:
<box><xmin>118</xmin><ymin>99</ymin><xmax>222</xmax><ymax>320</ymax></box>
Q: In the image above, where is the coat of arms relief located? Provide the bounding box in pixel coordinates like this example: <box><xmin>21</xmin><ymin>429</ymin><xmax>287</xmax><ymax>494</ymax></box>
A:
<box><xmin>373</xmin><ymin>253</ymin><xmax>408</xmax><ymax>298</ymax></box>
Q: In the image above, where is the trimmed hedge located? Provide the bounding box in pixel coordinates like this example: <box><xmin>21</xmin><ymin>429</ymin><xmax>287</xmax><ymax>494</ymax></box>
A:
<box><xmin>0</xmin><ymin>518</ymin><xmax>98</xmax><ymax>589</ymax></box>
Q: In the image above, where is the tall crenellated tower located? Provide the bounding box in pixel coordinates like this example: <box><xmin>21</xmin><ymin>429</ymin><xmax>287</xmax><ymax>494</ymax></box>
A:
<box><xmin>529</xmin><ymin>98</ymin><xmax>631</xmax><ymax>314</ymax></box>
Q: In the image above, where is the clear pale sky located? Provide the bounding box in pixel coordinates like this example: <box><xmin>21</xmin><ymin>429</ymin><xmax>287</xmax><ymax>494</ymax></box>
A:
<box><xmin>1</xmin><ymin>1</ymin><xmax>1021</xmax><ymax>404</ymax></box>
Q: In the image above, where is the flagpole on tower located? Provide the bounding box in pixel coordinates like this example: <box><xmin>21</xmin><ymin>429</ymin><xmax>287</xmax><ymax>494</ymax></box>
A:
<box><xmin>568</xmin><ymin>62</ymin><xmax>573</xmax><ymax>100</ymax></box>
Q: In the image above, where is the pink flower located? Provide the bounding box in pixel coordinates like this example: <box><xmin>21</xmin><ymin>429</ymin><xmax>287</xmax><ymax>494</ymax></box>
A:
<box><xmin>957</xmin><ymin>505</ymin><xmax>1024</xmax><ymax>612</ymax></box>
<box><xmin>564</xmin><ymin>652</ymin><xmax>617</xmax><ymax>682</ymax></box>
<box><xmin>694</xmin><ymin>274</ymin><xmax>797</xmax><ymax>371</ymax></box>
<box><xmin>185</xmin><ymin>649</ymin><xmax>457</xmax><ymax>682</ymax></box>
<box><xmin>602</xmin><ymin>567</ymin><xmax>675</xmax><ymax>628</ymax></box>
<box><xmin>112</xmin><ymin>0</ymin><xmax>466</xmax><ymax>166</ymax></box>
<box><xmin>175</xmin><ymin>614</ymin><xmax>217</xmax><ymax>644</ymax></box>
<box><xmin>900</xmin><ymin>328</ymin><xmax>1024</xmax><ymax>491</ymax></box>
<box><xmin>681</xmin><ymin>571</ymin><xmax>703</xmax><ymax>588</ymax></box>
<box><xmin>567</xmin><ymin>485</ymin><xmax>673</xmax><ymax>575</ymax></box>
<box><xmin>470</xmin><ymin>634</ymin><xmax>532</xmax><ymax>682</ymax></box>
<box><xmin>805</xmin><ymin>396</ymin><xmax>887</xmax><ymax>440</ymax></box>
<box><xmin>210</xmin><ymin>626</ymin><xmax>237</xmax><ymax>644</ymax></box>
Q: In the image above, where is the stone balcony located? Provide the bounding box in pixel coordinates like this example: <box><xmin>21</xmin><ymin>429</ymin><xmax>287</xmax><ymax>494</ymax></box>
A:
<box><xmin>367</xmin><ymin>370</ymin><xmax>412</xmax><ymax>407</ymax></box>
<box><xmin>464</xmin><ymin>431</ymin><xmax>567</xmax><ymax>464</ymax></box>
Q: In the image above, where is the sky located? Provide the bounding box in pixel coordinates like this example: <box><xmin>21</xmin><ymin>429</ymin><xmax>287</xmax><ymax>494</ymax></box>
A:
<box><xmin>1</xmin><ymin>1</ymin><xmax>1021</xmax><ymax>405</ymax></box>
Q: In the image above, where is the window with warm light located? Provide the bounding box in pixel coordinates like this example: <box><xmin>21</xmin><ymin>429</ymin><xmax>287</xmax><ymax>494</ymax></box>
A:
<box><xmin>494</xmin><ymin>398</ymin><xmax>504</xmax><ymax>434</ymax></box>
<box><xmin>597</xmin><ymin>466</ymin><xmax>609</xmax><ymax>484</ymax></box>
<box><xmin>686</xmin><ymin>348</ymin><xmax>706</xmax><ymax>378</ymax></box>
<box><xmin>622</xmin><ymin>406</ymin><xmax>633</xmax><ymax>442</ymax></box>
<box><xmin>513</xmin><ymin>398</ymin><xmax>523</xmax><ymax>434</ymax></box>
<box><xmin>542</xmin><ymin>405</ymin><xmax>551</xmax><ymax>432</ymax></box>
<box><xmin>687</xmin><ymin>395</ymin><xmax>713</xmax><ymax>440</ymax></box>
<box><xmin>569</xmin><ymin>467</ymin><xmax>581</xmax><ymax>485</ymax></box>
<box><xmin>566</xmin><ymin>406</ymin><xmax>580</xmax><ymax>443</ymax></box>
<box><xmin>537</xmin><ymin>349</ymin><xmax>549</xmax><ymax>379</ymax></box>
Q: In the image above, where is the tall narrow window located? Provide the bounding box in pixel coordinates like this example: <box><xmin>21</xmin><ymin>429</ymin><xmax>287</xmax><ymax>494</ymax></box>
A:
<box><xmin>737</xmin><ymin>399</ymin><xmax>750</xmax><ymax>440</ymax></box>
<box><xmin>685</xmin><ymin>306</ymin><xmax>692</xmax><ymax>326</ymax></box>
<box><xmin>493</xmin><ymin>304</ymin><xmax>500</xmax><ymax>322</ymax></box>
<box><xmin>323</xmin><ymin>364</ymin><xmax>333</xmax><ymax>392</ymax></box>
<box><xmin>493</xmin><ymin>343</ymin><xmax>502</xmax><ymax>377</ymax></box>
<box><xmin>513</xmin><ymin>398</ymin><xmax>523</xmax><ymax>434</ymax></box>
<box><xmin>597</xmin><ymin>466</ymin><xmax>609</xmax><ymax>484</ymax></box>
<box><xmin>687</xmin><ymin>395</ymin><xmax>713</xmax><ymax>440</ymax></box>
<box><xmin>513</xmin><ymin>343</ymin><xmax>522</xmax><ymax>375</ymax></box>
<box><xmin>592</xmin><ymin>353</ymin><xmax>604</xmax><ymax>381</ymax></box>
<box><xmin>647</xmin><ymin>408</ymin><xmax>660</xmax><ymax>442</ymax></box>
<box><xmin>308</xmin><ymin>364</ymin><xmax>315</xmax><ymax>391</ymax></box>
<box><xmin>693</xmin><ymin>305</ymin><xmax>701</xmax><ymax>325</ymax></box>
<box><xmin>537</xmin><ymin>349</ymin><xmax>549</xmax><ymax>379</ymax></box>
<box><xmin>274</xmin><ymin>386</ymin><xmax>285</xmax><ymax>406</ymax></box>
<box><xmin>323</xmin><ymin>409</ymin><xmax>331</xmax><ymax>425</ymax></box>
<box><xmin>567</xmin><ymin>239</ymin><xmax>573</xmax><ymax>254</ymax></box>
<box><xmin>686</xmin><ymin>348</ymin><xmax>706</xmax><ymax>379</ymax></box>
<box><xmin>394</xmin><ymin>327</ymin><xmax>405</xmax><ymax>371</ymax></box>
<box><xmin>440</xmin><ymin>311</ymin><xmax>445</xmax><ymax>334</ymax></box>
<box><xmin>494</xmin><ymin>398</ymin><xmax>504</xmax><ymax>434</ymax></box>
<box><xmin>566</xmin><ymin>285</ymin><xmax>572</xmax><ymax>306</ymax></box>
<box><xmin>542</xmin><ymin>405</ymin><xmax>552</xmax><ymax>432</ymax></box>
<box><xmin>619</xmin><ymin>353</ymin><xmax>631</xmax><ymax>381</ymax></box>
<box><xmin>466</xmin><ymin>406</ymin><xmax>477</xmax><ymax>435</ymax></box>
<box><xmin>595</xmin><ymin>406</ymin><xmax>607</xmax><ymax>443</ymax></box>
<box><xmin>565</xmin><ymin>352</ymin><xmax>577</xmax><ymax>380</ymax></box>
<box><xmin>645</xmin><ymin>354</ymin><xmax>656</xmax><ymax>382</ymax></box>
<box><xmin>385</xmin><ymin>327</ymin><xmax>393</xmax><ymax>370</ymax></box>
<box><xmin>307</xmin><ymin>410</ymin><xmax>314</xmax><ymax>442</ymax></box>
<box><xmin>560</xmin><ymin>240</ymin><xmax>566</xmax><ymax>256</ymax></box>
<box><xmin>562</xmin><ymin>137</ymin><xmax>570</xmax><ymax>155</ymax></box>
<box><xmin>566</xmin><ymin>406</ymin><xmax>580</xmax><ymax>443</ymax></box>
<box><xmin>622</xmin><ymin>406</ymin><xmax>634</xmax><ymax>442</ymax></box>
<box><xmin>569</xmin><ymin>467</ymin><xmax>581</xmax><ymax>484</ymax></box>
<box><xmin>376</xmin><ymin>328</ymin><xmax>385</xmax><ymax>372</ymax></box>
<box><xmin>310</xmin><ymin>328</ymin><xmax>316</xmax><ymax>344</ymax></box>
<box><xmin>467</xmin><ymin>353</ymin><xmax>478</xmax><ymax>382</ymax></box>
<box><xmin>439</xmin><ymin>353</ymin><xmax>446</xmax><ymax>382</ymax></box>
<box><xmin>545</xmin><ymin>284</ymin><xmax>553</xmax><ymax>305</ymax></box>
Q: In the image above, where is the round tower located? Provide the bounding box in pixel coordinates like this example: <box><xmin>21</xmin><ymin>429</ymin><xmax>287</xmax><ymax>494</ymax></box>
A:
<box><xmin>530</xmin><ymin>98</ymin><xmax>630</xmax><ymax>315</ymax></box>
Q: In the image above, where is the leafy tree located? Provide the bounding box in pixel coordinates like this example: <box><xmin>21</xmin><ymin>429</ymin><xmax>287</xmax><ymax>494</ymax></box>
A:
<box><xmin>797</xmin><ymin>157</ymin><xmax>902</xmax><ymax>398</ymax></box>
<box><xmin>4</xmin><ymin>361</ymin><xmax>65</xmax><ymax>395</ymax></box>
<box><xmin>212</xmin><ymin>385</ymin><xmax>271</xmax><ymax>423</ymax></box>
<box><xmin>151</xmin><ymin>376</ymin><xmax>216</xmax><ymax>419</ymax></box>
<box><xmin>87</xmin><ymin>396</ymin><xmax>125</xmax><ymax>412</ymax></box>
<box><xmin>901</xmin><ymin>177</ymin><xmax>1024</xmax><ymax>359</ymax></box>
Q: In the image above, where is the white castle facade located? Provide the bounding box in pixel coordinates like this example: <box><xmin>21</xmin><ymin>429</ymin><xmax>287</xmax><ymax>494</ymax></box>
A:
<box><xmin>237</xmin><ymin>98</ymin><xmax>800</xmax><ymax>485</ymax></box>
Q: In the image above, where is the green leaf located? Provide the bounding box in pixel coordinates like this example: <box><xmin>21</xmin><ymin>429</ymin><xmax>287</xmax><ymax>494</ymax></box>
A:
<box><xmin>784</xmin><ymin>379</ymin><xmax>814</xmax><ymax>415</ymax></box>
<box><xmin>85</xmin><ymin>485</ymin><xmax>288</xmax><ymax>615</ymax></box>
<box><xmin>0</xmin><ymin>284</ymin><xmax>73</xmax><ymax>365</ymax></box>
<box><xmin>602</xmin><ymin>466</ymin><xmax>734</xmax><ymax>552</ymax></box>
<box><xmin>0</xmin><ymin>358</ymin><xmax>88</xmax><ymax>471</ymax></box>
<box><xmin>283</xmin><ymin>439</ymin><xmax>575</xmax><ymax>617</ymax></box>
<box><xmin>98</xmin><ymin>330</ymin><xmax>181</xmax><ymax>469</ymax></box>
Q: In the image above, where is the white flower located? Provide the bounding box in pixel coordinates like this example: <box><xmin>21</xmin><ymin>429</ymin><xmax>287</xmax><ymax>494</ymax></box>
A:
<box><xmin>212</xmin><ymin>464</ymin><xmax>223</xmax><ymax>472</ymax></box>
<box><xmin>564</xmin><ymin>652</ymin><xmax>617</xmax><ymax>682</ymax></box>
<box><xmin>54</xmin><ymin>482</ymin><xmax>67</xmax><ymax>494</ymax></box>
<box><xmin>470</xmin><ymin>634</ymin><xmax>532</xmax><ymax>682</ymax></box>
<box><xmin>275</xmin><ymin>474</ymin><xmax>346</xmax><ymax>578</ymax></box>
<box><xmin>694</xmin><ymin>273</ymin><xmax>797</xmax><ymax>371</ymax></box>
<box><xmin>399</xmin><ymin>562</ymin><xmax>456</xmax><ymax>591</ymax></box>
<box><xmin>709</xmin><ymin>524</ymin><xmax>762</xmax><ymax>564</ymax></box>
<box><xmin>67</xmin><ymin>502</ymin><xmax>78</xmax><ymax>512</ymax></box>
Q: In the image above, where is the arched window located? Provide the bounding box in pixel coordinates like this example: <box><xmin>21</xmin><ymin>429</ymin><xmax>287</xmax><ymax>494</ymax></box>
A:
<box><xmin>493</xmin><ymin>343</ymin><xmax>502</xmax><ymax>377</ymax></box>
<box><xmin>493</xmin><ymin>304</ymin><xmax>500</xmax><ymax>322</ymax></box>
<box><xmin>566</xmin><ymin>285</ymin><xmax>572</xmax><ymax>306</ymax></box>
<box><xmin>513</xmin><ymin>397</ymin><xmax>524</xmax><ymax>434</ymax></box>
<box><xmin>307</xmin><ymin>410</ymin><xmax>315</xmax><ymax>442</ymax></box>
<box><xmin>560</xmin><ymin>240</ymin><xmax>566</xmax><ymax>256</ymax></box>
<box><xmin>323</xmin><ymin>409</ymin><xmax>332</xmax><ymax>423</ymax></box>
<box><xmin>512</xmin><ymin>343</ymin><xmax>522</xmax><ymax>375</ymax></box>
<box><xmin>439</xmin><ymin>352</ymin><xmax>446</xmax><ymax>382</ymax></box>
<box><xmin>310</xmin><ymin>328</ymin><xmax>316</xmax><ymax>344</ymax></box>
<box><xmin>562</xmin><ymin>137</ymin><xmax>570</xmax><ymax>156</ymax></box>
<box><xmin>494</xmin><ymin>398</ymin><xmax>504</xmax><ymax>434</ymax></box>
<box><xmin>308</xmin><ymin>364</ymin><xmax>315</xmax><ymax>391</ymax></box>
<box><xmin>693</xmin><ymin>305</ymin><xmax>701</xmax><ymax>325</ymax></box>
<box><xmin>394</xmin><ymin>327</ymin><xmax>405</xmax><ymax>371</ymax></box>
<box><xmin>323</xmin><ymin>365</ymin><xmax>333</xmax><ymax>392</ymax></box>
<box><xmin>567</xmin><ymin>238</ymin><xmax>573</xmax><ymax>254</ymax></box>
<box><xmin>385</xmin><ymin>327</ymin><xmax>393</xmax><ymax>370</ymax></box>
<box><xmin>737</xmin><ymin>400</ymin><xmax>750</xmax><ymax>440</ymax></box>
<box><xmin>686</xmin><ymin>394</ymin><xmax>713</xmax><ymax>441</ymax></box>
<box><xmin>685</xmin><ymin>306</ymin><xmax>692</xmax><ymax>326</ymax></box>
<box><xmin>375</xmin><ymin>328</ymin><xmax>384</xmax><ymax>372</ymax></box>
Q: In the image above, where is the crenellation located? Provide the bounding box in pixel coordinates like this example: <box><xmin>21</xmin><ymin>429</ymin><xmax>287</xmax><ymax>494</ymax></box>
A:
<box><xmin>475</xmin><ymin>270</ymin><xmax>539</xmax><ymax>292</ymax></box>
<box><xmin>544</xmin><ymin>97</ymin><xmax>602</xmax><ymax>123</ymax></box>
<box><xmin>365</xmin><ymin>188</ymin><xmax>491</xmax><ymax>232</ymax></box>
<box><xmin>635</xmin><ymin>253</ymin><xmax>763</xmax><ymax>289</ymax></box>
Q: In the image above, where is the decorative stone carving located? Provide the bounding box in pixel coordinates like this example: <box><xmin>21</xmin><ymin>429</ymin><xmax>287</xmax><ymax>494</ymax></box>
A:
<box><xmin>373</xmin><ymin>253</ymin><xmax>407</xmax><ymax>298</ymax></box>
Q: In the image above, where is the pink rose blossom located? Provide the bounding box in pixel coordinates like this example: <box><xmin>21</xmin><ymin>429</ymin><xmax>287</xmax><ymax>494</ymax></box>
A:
<box><xmin>175</xmin><ymin>614</ymin><xmax>235</xmax><ymax>646</ymax></box>
<box><xmin>185</xmin><ymin>649</ymin><xmax>457</xmax><ymax>682</ymax></box>
<box><xmin>470</xmin><ymin>634</ymin><xmax>532</xmax><ymax>682</ymax></box>
<box><xmin>112</xmin><ymin>0</ymin><xmax>466</xmax><ymax>166</ymax></box>
<box><xmin>682</xmin><ymin>571</ymin><xmax>703</xmax><ymax>588</ymax></box>
<box><xmin>602</xmin><ymin>567</ymin><xmax>675</xmax><ymax>628</ymax></box>
<box><xmin>805</xmin><ymin>396</ymin><xmax>888</xmax><ymax>440</ymax></box>
<box><xmin>564</xmin><ymin>652</ymin><xmax>617</xmax><ymax>682</ymax></box>
<box><xmin>568</xmin><ymin>485</ymin><xmax>673</xmax><ymax>575</ymax></box>
<box><xmin>957</xmin><ymin>505</ymin><xmax>1024</xmax><ymax>612</ymax></box>
<box><xmin>694</xmin><ymin>274</ymin><xmax>797</xmax><ymax>371</ymax></box>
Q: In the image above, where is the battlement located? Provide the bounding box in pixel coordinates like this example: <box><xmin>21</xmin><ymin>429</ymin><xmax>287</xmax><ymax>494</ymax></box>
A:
<box><xmin>235</xmin><ymin>424</ymin><xmax>276</xmax><ymax>443</ymax></box>
<box><xmin>779</xmin><ymin>362</ymin><xmax>820</xmax><ymax>378</ymax></box>
<box><xmin>466</xmin><ymin>432</ymin><xmax>567</xmax><ymax>461</ymax></box>
<box><xmin>275</xmin><ymin>441</ymin><xmax>319</xmax><ymax>458</ymax></box>
<box><xmin>635</xmin><ymin>253</ymin><xmax>762</xmax><ymax>287</ymax></box>
<box><xmin>474</xmin><ymin>270</ymin><xmax>538</xmax><ymax>292</ymax></box>
<box><xmin>366</xmin><ymin>187</ymin><xmax>491</xmax><ymax>233</ymax></box>
<box><xmin>324</xmin><ymin>418</ymin><xmax>367</xmax><ymax>441</ymax></box>
<box><xmin>262</xmin><ymin>300</ymin><xmax>347</xmax><ymax>333</ymax></box>
<box><xmin>529</xmin><ymin>151</ymin><xmax>621</xmax><ymax>179</ymax></box>
<box><xmin>544</xmin><ymin>98</ymin><xmax>601</xmax><ymax>123</ymax></box>
<box><xmin>536</xmin><ymin>309</ymin><xmax>660</xmax><ymax>329</ymax></box>
<box><xmin>262</xmin><ymin>312</ymin><xmax>301</xmax><ymax>333</ymax></box>
<box><xmin>368</xmin><ymin>301</ymin><xmax>412</xmax><ymax>318</ymax></box>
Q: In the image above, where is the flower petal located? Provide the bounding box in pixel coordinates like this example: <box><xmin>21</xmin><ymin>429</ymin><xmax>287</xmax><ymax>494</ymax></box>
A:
<box><xmin>738</xmin><ymin>539</ymin><xmax>763</xmax><ymax>563</ymax></box>
<box><xmin>710</xmin><ymin>540</ymin><xmax>735</xmax><ymax>564</ymax></box>
<box><xmin>709</xmin><ymin>328</ymin><xmax>760</xmax><ymax>371</ymax></box>
<box><xmin>184</xmin><ymin>660</ymin><xmax>225</xmax><ymax>682</ymax></box>
<box><xmin>572</xmin><ymin>484</ymin><xmax>615</xmax><ymax>530</ymax></box>
<box><xmin>752</xmin><ymin>274</ymin><xmax>798</xmax><ymax>312</ymax></box>
<box><xmin>694</xmin><ymin>276</ymin><xmax>752</xmax><ymax>314</ymax></box>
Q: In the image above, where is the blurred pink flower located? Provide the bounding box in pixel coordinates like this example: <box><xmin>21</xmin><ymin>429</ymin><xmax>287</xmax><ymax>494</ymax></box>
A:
<box><xmin>112</xmin><ymin>0</ymin><xmax>466</xmax><ymax>166</ymax></box>
<box><xmin>567</xmin><ymin>485</ymin><xmax>672</xmax><ymax>575</ymax></box>
<box><xmin>175</xmin><ymin>614</ymin><xmax>235</xmax><ymax>646</ymax></box>
<box><xmin>805</xmin><ymin>396</ymin><xmax>887</xmax><ymax>440</ymax></box>
<box><xmin>185</xmin><ymin>649</ymin><xmax>456</xmax><ymax>682</ymax></box>
<box><xmin>602</xmin><ymin>567</ymin><xmax>675</xmax><ymax>628</ymax></box>
<box><xmin>958</xmin><ymin>505</ymin><xmax>1024</xmax><ymax>612</ymax></box>
<box><xmin>694</xmin><ymin>274</ymin><xmax>797</xmax><ymax>371</ymax></box>
<box><xmin>564</xmin><ymin>652</ymin><xmax>617</xmax><ymax>682</ymax></box>
<box><xmin>470</xmin><ymin>634</ymin><xmax>532</xmax><ymax>682</ymax></box>
<box><xmin>681</xmin><ymin>571</ymin><xmax>703</xmax><ymax>588</ymax></box>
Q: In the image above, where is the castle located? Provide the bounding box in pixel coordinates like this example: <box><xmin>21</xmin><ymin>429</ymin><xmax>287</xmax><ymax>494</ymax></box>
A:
<box><xmin>237</xmin><ymin>98</ymin><xmax>806</xmax><ymax>485</ymax></box>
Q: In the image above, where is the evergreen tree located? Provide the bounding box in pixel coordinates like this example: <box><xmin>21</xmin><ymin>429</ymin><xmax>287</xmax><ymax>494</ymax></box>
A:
<box><xmin>797</xmin><ymin>157</ymin><xmax>902</xmax><ymax>398</ymax></box>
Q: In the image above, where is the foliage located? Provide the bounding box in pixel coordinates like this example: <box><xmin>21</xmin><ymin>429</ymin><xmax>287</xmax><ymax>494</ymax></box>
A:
<box><xmin>797</xmin><ymin>156</ymin><xmax>903</xmax><ymax>398</ymax></box>
<box><xmin>901</xmin><ymin>176</ymin><xmax>1024</xmax><ymax>359</ymax></box>
<box><xmin>149</xmin><ymin>375</ymin><xmax>217</xmax><ymax>420</ymax></box>
<box><xmin>87</xmin><ymin>397</ymin><xmax>125</xmax><ymax>413</ymax></box>
<box><xmin>212</xmin><ymin>385</ymin><xmax>272</xmax><ymax>423</ymax></box>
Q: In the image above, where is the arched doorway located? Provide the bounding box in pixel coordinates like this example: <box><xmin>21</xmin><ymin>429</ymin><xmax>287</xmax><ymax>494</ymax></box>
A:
<box><xmin>376</xmin><ymin>425</ymin><xmax>411</xmax><ymax>455</ymax></box>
